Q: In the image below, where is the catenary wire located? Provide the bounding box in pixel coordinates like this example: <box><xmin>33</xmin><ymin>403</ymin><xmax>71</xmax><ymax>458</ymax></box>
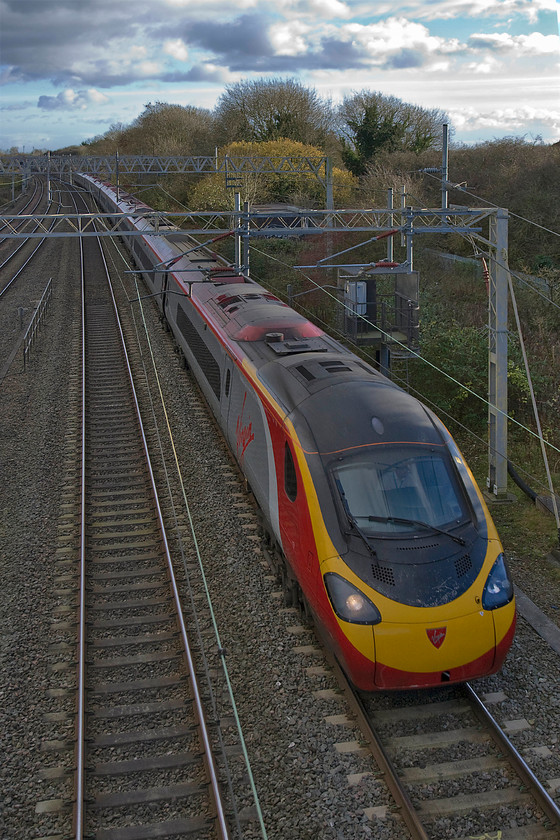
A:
<box><xmin>248</xmin><ymin>243</ymin><xmax>560</xmax><ymax>458</ymax></box>
<box><xmin>98</xmin><ymin>222</ymin><xmax>270</xmax><ymax>840</ymax></box>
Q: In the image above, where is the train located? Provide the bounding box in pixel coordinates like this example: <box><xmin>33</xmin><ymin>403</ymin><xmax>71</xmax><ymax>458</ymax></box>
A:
<box><xmin>74</xmin><ymin>172</ymin><xmax>516</xmax><ymax>691</ymax></box>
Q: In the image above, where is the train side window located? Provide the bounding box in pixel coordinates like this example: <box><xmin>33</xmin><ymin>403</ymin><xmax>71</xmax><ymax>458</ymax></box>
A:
<box><xmin>284</xmin><ymin>443</ymin><xmax>298</xmax><ymax>502</ymax></box>
<box><xmin>225</xmin><ymin>369</ymin><xmax>231</xmax><ymax>397</ymax></box>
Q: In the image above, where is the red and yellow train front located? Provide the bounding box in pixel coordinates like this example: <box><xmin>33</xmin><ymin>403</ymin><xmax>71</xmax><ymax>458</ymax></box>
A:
<box><xmin>319</xmin><ymin>548</ymin><xmax>515</xmax><ymax>691</ymax></box>
<box><xmin>288</xmin><ymin>407</ymin><xmax>516</xmax><ymax>692</ymax></box>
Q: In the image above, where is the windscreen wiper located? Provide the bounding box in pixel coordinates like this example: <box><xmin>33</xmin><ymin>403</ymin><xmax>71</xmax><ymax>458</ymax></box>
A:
<box><xmin>366</xmin><ymin>515</ymin><xmax>466</xmax><ymax>546</ymax></box>
<box><xmin>335</xmin><ymin>478</ymin><xmax>377</xmax><ymax>556</ymax></box>
<box><xmin>345</xmin><ymin>513</ymin><xmax>378</xmax><ymax>555</ymax></box>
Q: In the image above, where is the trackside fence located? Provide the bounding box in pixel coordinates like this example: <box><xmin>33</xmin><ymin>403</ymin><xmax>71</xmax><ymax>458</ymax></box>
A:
<box><xmin>23</xmin><ymin>278</ymin><xmax>52</xmax><ymax>369</ymax></box>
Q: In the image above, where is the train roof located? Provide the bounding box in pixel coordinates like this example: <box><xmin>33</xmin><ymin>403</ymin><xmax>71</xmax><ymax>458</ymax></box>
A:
<box><xmin>259</xmin><ymin>354</ymin><xmax>442</xmax><ymax>455</ymax></box>
<box><xmin>191</xmin><ymin>280</ymin><xmax>441</xmax><ymax>452</ymax></box>
<box><xmin>192</xmin><ymin>281</ymin><xmax>335</xmax><ymax>349</ymax></box>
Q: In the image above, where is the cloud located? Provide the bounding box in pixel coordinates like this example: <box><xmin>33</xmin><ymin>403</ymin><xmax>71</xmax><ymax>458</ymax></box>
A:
<box><xmin>450</xmin><ymin>104</ymin><xmax>560</xmax><ymax>134</ymax></box>
<box><xmin>465</xmin><ymin>56</ymin><xmax>500</xmax><ymax>74</ymax></box>
<box><xmin>383</xmin><ymin>49</ymin><xmax>425</xmax><ymax>70</ymax></box>
<box><xmin>163</xmin><ymin>38</ymin><xmax>189</xmax><ymax>62</ymax></box>
<box><xmin>37</xmin><ymin>88</ymin><xmax>109</xmax><ymax>111</ymax></box>
<box><xmin>351</xmin><ymin>0</ymin><xmax>557</xmax><ymax>23</ymax></box>
<box><xmin>177</xmin><ymin>14</ymin><xmax>465</xmax><ymax>73</ymax></box>
<box><xmin>161</xmin><ymin>64</ymin><xmax>226</xmax><ymax>82</ymax></box>
<box><xmin>269</xmin><ymin>21</ymin><xmax>311</xmax><ymax>56</ymax></box>
<box><xmin>0</xmin><ymin>0</ymin><xmax>555</xmax><ymax>91</ymax></box>
<box><xmin>290</xmin><ymin>0</ymin><xmax>351</xmax><ymax>17</ymax></box>
<box><xmin>163</xmin><ymin>0</ymin><xmax>259</xmax><ymax>8</ymax></box>
<box><xmin>468</xmin><ymin>31</ymin><xmax>560</xmax><ymax>55</ymax></box>
<box><xmin>0</xmin><ymin>101</ymin><xmax>33</xmax><ymax>111</ymax></box>
<box><xmin>185</xmin><ymin>14</ymin><xmax>273</xmax><ymax>59</ymax></box>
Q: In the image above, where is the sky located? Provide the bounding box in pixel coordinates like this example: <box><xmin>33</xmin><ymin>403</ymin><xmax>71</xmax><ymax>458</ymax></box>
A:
<box><xmin>0</xmin><ymin>0</ymin><xmax>559</xmax><ymax>152</ymax></box>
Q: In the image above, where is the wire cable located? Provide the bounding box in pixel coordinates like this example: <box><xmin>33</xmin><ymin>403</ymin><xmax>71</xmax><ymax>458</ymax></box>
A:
<box><xmin>249</xmin><ymin>242</ymin><xmax>560</xmax><ymax>458</ymax></box>
<box><xmin>421</xmin><ymin>169</ymin><xmax>560</xmax><ymax>238</ymax></box>
<box><xmin>101</xmin><ymin>229</ymin><xmax>269</xmax><ymax>840</ymax></box>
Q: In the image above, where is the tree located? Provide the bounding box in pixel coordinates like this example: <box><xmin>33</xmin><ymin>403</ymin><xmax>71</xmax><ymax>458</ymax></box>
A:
<box><xmin>214</xmin><ymin>78</ymin><xmax>334</xmax><ymax>148</ymax></box>
<box><xmin>82</xmin><ymin>123</ymin><xmax>128</xmax><ymax>154</ymax></box>
<box><xmin>189</xmin><ymin>139</ymin><xmax>356</xmax><ymax>210</ymax></box>
<box><xmin>338</xmin><ymin>91</ymin><xmax>449</xmax><ymax>176</ymax></box>
<box><xmin>125</xmin><ymin>102</ymin><xmax>215</xmax><ymax>155</ymax></box>
<box><xmin>82</xmin><ymin>103</ymin><xmax>215</xmax><ymax>155</ymax></box>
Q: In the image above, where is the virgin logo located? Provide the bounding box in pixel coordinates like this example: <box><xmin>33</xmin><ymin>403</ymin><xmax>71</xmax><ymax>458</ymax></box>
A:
<box><xmin>236</xmin><ymin>392</ymin><xmax>255</xmax><ymax>461</ymax></box>
<box><xmin>426</xmin><ymin>627</ymin><xmax>447</xmax><ymax>649</ymax></box>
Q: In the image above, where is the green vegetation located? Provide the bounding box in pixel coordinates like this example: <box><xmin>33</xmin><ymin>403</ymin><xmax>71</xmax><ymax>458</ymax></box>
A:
<box><xmin>188</xmin><ymin>139</ymin><xmax>356</xmax><ymax>210</ymax></box>
<box><xmin>338</xmin><ymin>90</ymin><xmax>448</xmax><ymax>176</ymax></box>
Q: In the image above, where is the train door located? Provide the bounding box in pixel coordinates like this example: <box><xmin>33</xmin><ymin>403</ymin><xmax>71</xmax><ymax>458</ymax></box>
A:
<box><xmin>159</xmin><ymin>271</ymin><xmax>170</xmax><ymax>320</ymax></box>
<box><xmin>221</xmin><ymin>355</ymin><xmax>234</xmax><ymax>430</ymax></box>
<box><xmin>225</xmin><ymin>364</ymin><xmax>274</xmax><ymax>530</ymax></box>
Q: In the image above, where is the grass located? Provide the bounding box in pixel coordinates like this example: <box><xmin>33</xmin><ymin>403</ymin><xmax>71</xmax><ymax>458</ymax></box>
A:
<box><xmin>487</xmin><ymin>483</ymin><xmax>559</xmax><ymax>563</ymax></box>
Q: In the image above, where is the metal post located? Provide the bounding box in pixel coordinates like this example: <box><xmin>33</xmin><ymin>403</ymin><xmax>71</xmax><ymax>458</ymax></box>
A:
<box><xmin>115</xmin><ymin>151</ymin><xmax>120</xmax><ymax>203</ymax></box>
<box><xmin>243</xmin><ymin>200</ymin><xmax>250</xmax><ymax>276</ymax></box>
<box><xmin>405</xmin><ymin>208</ymin><xmax>414</xmax><ymax>271</ymax></box>
<box><xmin>379</xmin><ymin>345</ymin><xmax>391</xmax><ymax>379</ymax></box>
<box><xmin>387</xmin><ymin>189</ymin><xmax>394</xmax><ymax>262</ymax></box>
<box><xmin>487</xmin><ymin>209</ymin><xmax>509</xmax><ymax>498</ymax></box>
<box><xmin>325</xmin><ymin>157</ymin><xmax>334</xmax><ymax>212</ymax></box>
<box><xmin>47</xmin><ymin>151</ymin><xmax>51</xmax><ymax>203</ymax></box>
<box><xmin>326</xmin><ymin>157</ymin><xmax>334</xmax><ymax>271</ymax></box>
<box><xmin>441</xmin><ymin>124</ymin><xmax>449</xmax><ymax>210</ymax></box>
<box><xmin>400</xmin><ymin>186</ymin><xmax>406</xmax><ymax>249</ymax></box>
<box><xmin>234</xmin><ymin>192</ymin><xmax>241</xmax><ymax>270</ymax></box>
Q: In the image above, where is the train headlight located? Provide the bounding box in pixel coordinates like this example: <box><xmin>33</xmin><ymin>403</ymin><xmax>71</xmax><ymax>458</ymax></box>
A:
<box><xmin>482</xmin><ymin>554</ymin><xmax>514</xmax><ymax>610</ymax></box>
<box><xmin>324</xmin><ymin>573</ymin><xmax>382</xmax><ymax>625</ymax></box>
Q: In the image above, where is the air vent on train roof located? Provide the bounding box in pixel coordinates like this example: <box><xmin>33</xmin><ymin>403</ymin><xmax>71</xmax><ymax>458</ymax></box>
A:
<box><xmin>267</xmin><ymin>337</ymin><xmax>330</xmax><ymax>355</ymax></box>
<box><xmin>209</xmin><ymin>266</ymin><xmax>247</xmax><ymax>284</ymax></box>
<box><xmin>217</xmin><ymin>295</ymin><xmax>242</xmax><ymax>309</ymax></box>
<box><xmin>293</xmin><ymin>358</ymin><xmax>379</xmax><ymax>381</ymax></box>
<box><xmin>319</xmin><ymin>360</ymin><xmax>352</xmax><ymax>373</ymax></box>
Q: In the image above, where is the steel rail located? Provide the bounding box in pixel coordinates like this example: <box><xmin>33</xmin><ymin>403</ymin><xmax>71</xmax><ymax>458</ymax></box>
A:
<box><xmin>74</xmin><ymin>194</ymin><xmax>87</xmax><ymax>840</ymax></box>
<box><xmin>465</xmin><ymin>681</ymin><xmax>560</xmax><ymax>830</ymax></box>
<box><xmin>98</xmin><ymin>224</ymin><xmax>232</xmax><ymax>840</ymax></box>
<box><xmin>0</xmin><ymin>181</ymin><xmax>56</xmax><ymax>300</ymax></box>
<box><xmin>325</xmin><ymin>644</ymin><xmax>560</xmax><ymax>839</ymax></box>
<box><xmin>325</xmin><ymin>651</ymin><xmax>430</xmax><ymax>840</ymax></box>
<box><xmin>72</xmin><ymin>186</ymin><xmax>230</xmax><ymax>838</ymax></box>
<box><xmin>0</xmin><ymin>176</ymin><xmax>41</xmax><ymax>237</ymax></box>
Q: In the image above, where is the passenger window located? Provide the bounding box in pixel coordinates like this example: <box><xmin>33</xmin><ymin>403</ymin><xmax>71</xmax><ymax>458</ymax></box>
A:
<box><xmin>284</xmin><ymin>443</ymin><xmax>298</xmax><ymax>502</ymax></box>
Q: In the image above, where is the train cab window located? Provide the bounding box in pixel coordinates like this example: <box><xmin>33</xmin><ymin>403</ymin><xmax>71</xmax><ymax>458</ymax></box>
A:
<box><xmin>331</xmin><ymin>446</ymin><xmax>468</xmax><ymax>536</ymax></box>
<box><xmin>284</xmin><ymin>443</ymin><xmax>298</xmax><ymax>502</ymax></box>
<box><xmin>225</xmin><ymin>369</ymin><xmax>231</xmax><ymax>397</ymax></box>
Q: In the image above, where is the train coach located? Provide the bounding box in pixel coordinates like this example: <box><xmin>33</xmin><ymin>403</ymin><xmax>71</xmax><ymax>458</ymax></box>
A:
<box><xmin>75</xmin><ymin>172</ymin><xmax>516</xmax><ymax>691</ymax></box>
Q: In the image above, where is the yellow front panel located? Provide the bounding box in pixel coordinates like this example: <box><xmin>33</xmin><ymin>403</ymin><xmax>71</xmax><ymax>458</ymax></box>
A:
<box><xmin>374</xmin><ymin>609</ymin><xmax>495</xmax><ymax>673</ymax></box>
<box><xmin>492</xmin><ymin>598</ymin><xmax>516</xmax><ymax>646</ymax></box>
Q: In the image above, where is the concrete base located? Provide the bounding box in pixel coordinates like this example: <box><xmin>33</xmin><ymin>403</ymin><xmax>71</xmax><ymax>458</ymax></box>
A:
<box><xmin>546</xmin><ymin>547</ymin><xmax>560</xmax><ymax>568</ymax></box>
<box><xmin>483</xmin><ymin>491</ymin><xmax>517</xmax><ymax>505</ymax></box>
<box><xmin>536</xmin><ymin>493</ymin><xmax>560</xmax><ymax>517</ymax></box>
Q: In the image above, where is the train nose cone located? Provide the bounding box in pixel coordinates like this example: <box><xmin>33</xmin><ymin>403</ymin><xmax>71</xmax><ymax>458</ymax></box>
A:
<box><xmin>373</xmin><ymin>610</ymin><xmax>495</xmax><ymax>689</ymax></box>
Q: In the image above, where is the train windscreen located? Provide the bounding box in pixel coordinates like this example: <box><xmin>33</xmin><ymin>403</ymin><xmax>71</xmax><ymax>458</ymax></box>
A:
<box><xmin>331</xmin><ymin>445</ymin><xmax>469</xmax><ymax>536</ymax></box>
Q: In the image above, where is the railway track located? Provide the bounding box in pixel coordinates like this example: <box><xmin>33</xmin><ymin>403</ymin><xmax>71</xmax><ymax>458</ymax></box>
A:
<box><xmin>73</xmin><ymin>189</ymin><xmax>247</xmax><ymax>839</ymax></box>
<box><xmin>76</xmin><ymin>181</ymin><xmax>560</xmax><ymax>840</ymax></box>
<box><xmin>0</xmin><ymin>177</ymin><xmax>48</xmax><ymax>292</ymax></box>
<box><xmin>328</xmin><ymin>653</ymin><xmax>560</xmax><ymax>840</ymax></box>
